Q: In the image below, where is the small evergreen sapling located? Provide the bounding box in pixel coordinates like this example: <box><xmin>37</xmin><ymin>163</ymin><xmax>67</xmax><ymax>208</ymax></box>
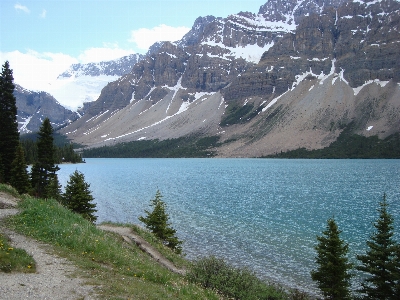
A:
<box><xmin>139</xmin><ymin>190</ymin><xmax>182</xmax><ymax>254</ymax></box>
<box><xmin>311</xmin><ymin>217</ymin><xmax>353</xmax><ymax>300</ymax></box>
<box><xmin>62</xmin><ymin>170</ymin><xmax>97</xmax><ymax>223</ymax></box>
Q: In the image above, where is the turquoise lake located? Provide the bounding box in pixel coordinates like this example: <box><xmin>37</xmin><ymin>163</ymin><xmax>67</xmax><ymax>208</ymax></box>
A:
<box><xmin>57</xmin><ymin>158</ymin><xmax>400</xmax><ymax>294</ymax></box>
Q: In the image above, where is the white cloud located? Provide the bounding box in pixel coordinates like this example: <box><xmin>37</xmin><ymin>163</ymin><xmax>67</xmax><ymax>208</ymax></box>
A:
<box><xmin>78</xmin><ymin>45</ymin><xmax>135</xmax><ymax>63</ymax></box>
<box><xmin>0</xmin><ymin>47</ymin><xmax>137</xmax><ymax>110</ymax></box>
<box><xmin>14</xmin><ymin>3</ymin><xmax>30</xmax><ymax>14</ymax></box>
<box><xmin>40</xmin><ymin>9</ymin><xmax>47</xmax><ymax>18</ymax></box>
<box><xmin>0</xmin><ymin>50</ymin><xmax>78</xmax><ymax>91</ymax></box>
<box><xmin>129</xmin><ymin>24</ymin><xmax>190</xmax><ymax>51</ymax></box>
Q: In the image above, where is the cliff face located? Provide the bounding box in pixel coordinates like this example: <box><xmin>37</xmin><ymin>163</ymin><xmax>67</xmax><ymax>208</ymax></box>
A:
<box><xmin>60</xmin><ymin>0</ymin><xmax>400</xmax><ymax>156</ymax></box>
<box><xmin>85</xmin><ymin>0</ymin><xmax>324</xmax><ymax>116</ymax></box>
<box><xmin>223</xmin><ymin>0</ymin><xmax>400</xmax><ymax>101</ymax></box>
<box><xmin>14</xmin><ymin>85</ymin><xmax>79</xmax><ymax>134</ymax></box>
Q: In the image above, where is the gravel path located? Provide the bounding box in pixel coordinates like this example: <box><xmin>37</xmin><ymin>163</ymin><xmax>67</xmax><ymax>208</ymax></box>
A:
<box><xmin>0</xmin><ymin>193</ymin><xmax>98</xmax><ymax>300</ymax></box>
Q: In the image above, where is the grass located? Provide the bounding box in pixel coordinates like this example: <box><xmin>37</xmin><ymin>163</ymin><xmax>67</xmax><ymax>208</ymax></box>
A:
<box><xmin>107</xmin><ymin>222</ymin><xmax>189</xmax><ymax>270</ymax></box>
<box><xmin>0</xmin><ymin>184</ymin><xmax>20</xmax><ymax>198</ymax></box>
<box><xmin>0</xmin><ymin>232</ymin><xmax>36</xmax><ymax>273</ymax></box>
<box><xmin>0</xmin><ymin>184</ymin><xmax>36</xmax><ymax>273</ymax></box>
<box><xmin>1</xmin><ymin>183</ymin><xmax>308</xmax><ymax>299</ymax></box>
<box><xmin>3</xmin><ymin>192</ymin><xmax>219</xmax><ymax>299</ymax></box>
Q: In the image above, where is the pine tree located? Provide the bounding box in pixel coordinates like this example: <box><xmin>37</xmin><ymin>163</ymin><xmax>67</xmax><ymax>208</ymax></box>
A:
<box><xmin>9</xmin><ymin>143</ymin><xmax>30</xmax><ymax>194</ymax></box>
<box><xmin>62</xmin><ymin>170</ymin><xmax>97</xmax><ymax>223</ymax></box>
<box><xmin>0</xmin><ymin>154</ymin><xmax>4</xmax><ymax>183</ymax></box>
<box><xmin>357</xmin><ymin>193</ymin><xmax>398</xmax><ymax>299</ymax></box>
<box><xmin>0</xmin><ymin>61</ymin><xmax>19</xmax><ymax>183</ymax></box>
<box><xmin>45</xmin><ymin>173</ymin><xmax>62</xmax><ymax>201</ymax></box>
<box><xmin>394</xmin><ymin>245</ymin><xmax>400</xmax><ymax>298</ymax></box>
<box><xmin>311</xmin><ymin>217</ymin><xmax>353</xmax><ymax>300</ymax></box>
<box><xmin>30</xmin><ymin>118</ymin><xmax>60</xmax><ymax>198</ymax></box>
<box><xmin>139</xmin><ymin>190</ymin><xmax>182</xmax><ymax>254</ymax></box>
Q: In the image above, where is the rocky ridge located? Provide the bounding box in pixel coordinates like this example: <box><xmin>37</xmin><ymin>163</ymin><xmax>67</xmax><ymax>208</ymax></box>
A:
<box><xmin>60</xmin><ymin>0</ymin><xmax>400</xmax><ymax>156</ymax></box>
<box><xmin>14</xmin><ymin>84</ymin><xmax>79</xmax><ymax>134</ymax></box>
<box><xmin>224</xmin><ymin>0</ymin><xmax>400</xmax><ymax>100</ymax></box>
<box><xmin>58</xmin><ymin>53</ymin><xmax>144</xmax><ymax>78</ymax></box>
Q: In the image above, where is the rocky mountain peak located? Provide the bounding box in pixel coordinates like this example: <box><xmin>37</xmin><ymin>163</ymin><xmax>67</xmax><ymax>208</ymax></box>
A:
<box><xmin>60</xmin><ymin>0</ymin><xmax>400</xmax><ymax>157</ymax></box>
<box><xmin>258</xmin><ymin>0</ymin><xmax>345</xmax><ymax>24</ymax></box>
<box><xmin>177</xmin><ymin>16</ymin><xmax>219</xmax><ymax>47</ymax></box>
<box><xmin>224</xmin><ymin>0</ymin><xmax>400</xmax><ymax>102</ymax></box>
<box><xmin>14</xmin><ymin>84</ymin><xmax>79</xmax><ymax>134</ymax></box>
<box><xmin>58</xmin><ymin>53</ymin><xmax>144</xmax><ymax>78</ymax></box>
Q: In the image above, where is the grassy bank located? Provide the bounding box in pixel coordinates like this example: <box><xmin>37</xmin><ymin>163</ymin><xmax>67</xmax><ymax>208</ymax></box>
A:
<box><xmin>0</xmin><ymin>232</ymin><xmax>36</xmax><ymax>273</ymax></box>
<box><xmin>1</xmin><ymin>184</ymin><xmax>305</xmax><ymax>299</ymax></box>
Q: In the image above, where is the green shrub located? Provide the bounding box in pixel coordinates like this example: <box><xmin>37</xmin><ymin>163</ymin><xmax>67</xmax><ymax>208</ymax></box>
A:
<box><xmin>186</xmin><ymin>256</ymin><xmax>288</xmax><ymax>300</ymax></box>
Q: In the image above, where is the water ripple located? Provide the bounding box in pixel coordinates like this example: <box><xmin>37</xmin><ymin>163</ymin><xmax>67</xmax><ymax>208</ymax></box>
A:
<box><xmin>58</xmin><ymin>158</ymin><xmax>400</xmax><ymax>294</ymax></box>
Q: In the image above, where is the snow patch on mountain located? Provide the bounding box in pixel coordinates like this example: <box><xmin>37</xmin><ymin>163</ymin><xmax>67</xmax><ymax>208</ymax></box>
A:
<box><xmin>192</xmin><ymin>92</ymin><xmax>215</xmax><ymax>101</ymax></box>
<box><xmin>18</xmin><ymin>115</ymin><xmax>33</xmax><ymax>133</ymax></box>
<box><xmin>234</xmin><ymin>14</ymin><xmax>296</xmax><ymax>32</ymax></box>
<box><xmin>202</xmin><ymin>40</ymin><xmax>274</xmax><ymax>63</ymax></box>
<box><xmin>353</xmin><ymin>79</ymin><xmax>390</xmax><ymax>96</ymax></box>
<box><xmin>262</xmin><ymin>59</ymin><xmax>339</xmax><ymax>112</ymax></box>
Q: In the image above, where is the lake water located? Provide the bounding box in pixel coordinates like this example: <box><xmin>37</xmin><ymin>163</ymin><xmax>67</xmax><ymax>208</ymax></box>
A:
<box><xmin>57</xmin><ymin>158</ymin><xmax>400</xmax><ymax>294</ymax></box>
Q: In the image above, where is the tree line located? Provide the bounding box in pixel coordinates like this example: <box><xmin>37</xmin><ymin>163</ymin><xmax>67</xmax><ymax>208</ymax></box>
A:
<box><xmin>266</xmin><ymin>123</ymin><xmax>400</xmax><ymax>159</ymax></box>
<box><xmin>0</xmin><ymin>61</ymin><xmax>96</xmax><ymax>222</ymax></box>
<box><xmin>82</xmin><ymin>136</ymin><xmax>219</xmax><ymax>158</ymax></box>
<box><xmin>20</xmin><ymin>137</ymin><xmax>83</xmax><ymax>165</ymax></box>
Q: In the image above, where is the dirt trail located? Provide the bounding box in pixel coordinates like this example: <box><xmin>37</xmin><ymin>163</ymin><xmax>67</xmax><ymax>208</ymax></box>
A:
<box><xmin>0</xmin><ymin>193</ymin><xmax>98</xmax><ymax>300</ymax></box>
<box><xmin>0</xmin><ymin>192</ymin><xmax>186</xmax><ymax>299</ymax></box>
<box><xmin>98</xmin><ymin>224</ymin><xmax>186</xmax><ymax>276</ymax></box>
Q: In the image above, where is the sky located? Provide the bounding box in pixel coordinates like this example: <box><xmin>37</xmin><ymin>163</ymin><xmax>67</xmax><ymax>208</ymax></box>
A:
<box><xmin>0</xmin><ymin>0</ymin><xmax>264</xmax><ymax>94</ymax></box>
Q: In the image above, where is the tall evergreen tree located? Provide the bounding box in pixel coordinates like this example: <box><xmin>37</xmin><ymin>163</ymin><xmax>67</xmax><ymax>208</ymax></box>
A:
<box><xmin>10</xmin><ymin>143</ymin><xmax>31</xmax><ymax>194</ymax></box>
<box><xmin>62</xmin><ymin>170</ymin><xmax>97</xmax><ymax>223</ymax></box>
<box><xmin>139</xmin><ymin>190</ymin><xmax>182</xmax><ymax>254</ymax></box>
<box><xmin>357</xmin><ymin>193</ymin><xmax>398</xmax><ymax>299</ymax></box>
<box><xmin>394</xmin><ymin>245</ymin><xmax>400</xmax><ymax>298</ymax></box>
<box><xmin>0</xmin><ymin>61</ymin><xmax>19</xmax><ymax>183</ymax></box>
<box><xmin>311</xmin><ymin>217</ymin><xmax>353</xmax><ymax>300</ymax></box>
<box><xmin>30</xmin><ymin>118</ymin><xmax>60</xmax><ymax>198</ymax></box>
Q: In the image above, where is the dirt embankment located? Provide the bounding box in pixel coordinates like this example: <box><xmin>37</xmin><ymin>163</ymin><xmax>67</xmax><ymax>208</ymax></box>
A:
<box><xmin>98</xmin><ymin>224</ymin><xmax>186</xmax><ymax>276</ymax></box>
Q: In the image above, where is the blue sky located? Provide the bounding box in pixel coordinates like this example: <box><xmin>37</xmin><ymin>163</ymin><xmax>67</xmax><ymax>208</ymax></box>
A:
<box><xmin>0</xmin><ymin>0</ymin><xmax>264</xmax><ymax>91</ymax></box>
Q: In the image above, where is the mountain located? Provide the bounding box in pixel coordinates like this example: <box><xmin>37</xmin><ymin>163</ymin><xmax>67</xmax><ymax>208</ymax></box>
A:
<box><xmin>14</xmin><ymin>84</ymin><xmax>80</xmax><ymax>134</ymax></box>
<box><xmin>42</xmin><ymin>53</ymin><xmax>145</xmax><ymax>112</ymax></box>
<box><xmin>60</xmin><ymin>0</ymin><xmax>400</xmax><ymax>157</ymax></box>
<box><xmin>58</xmin><ymin>53</ymin><xmax>144</xmax><ymax>78</ymax></box>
